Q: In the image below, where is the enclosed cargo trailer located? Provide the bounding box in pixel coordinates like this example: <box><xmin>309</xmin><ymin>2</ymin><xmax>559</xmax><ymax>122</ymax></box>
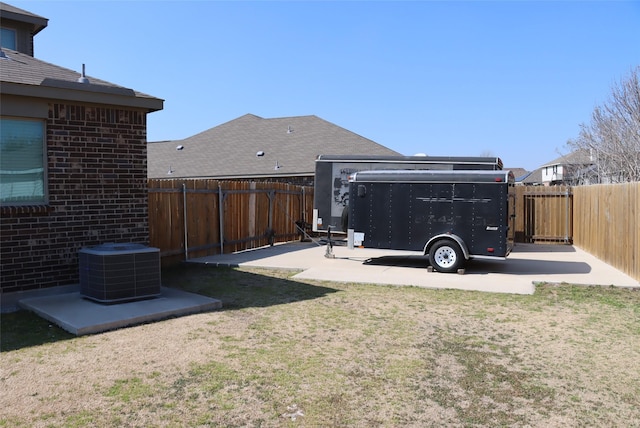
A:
<box><xmin>347</xmin><ymin>169</ymin><xmax>516</xmax><ymax>272</ymax></box>
<box><xmin>313</xmin><ymin>155</ymin><xmax>503</xmax><ymax>233</ymax></box>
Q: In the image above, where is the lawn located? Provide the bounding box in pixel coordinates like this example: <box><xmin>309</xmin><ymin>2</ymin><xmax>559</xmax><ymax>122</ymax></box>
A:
<box><xmin>1</xmin><ymin>265</ymin><xmax>639</xmax><ymax>427</ymax></box>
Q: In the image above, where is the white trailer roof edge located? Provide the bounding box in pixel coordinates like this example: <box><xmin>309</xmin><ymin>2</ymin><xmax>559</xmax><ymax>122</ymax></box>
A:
<box><xmin>350</xmin><ymin>169</ymin><xmax>515</xmax><ymax>183</ymax></box>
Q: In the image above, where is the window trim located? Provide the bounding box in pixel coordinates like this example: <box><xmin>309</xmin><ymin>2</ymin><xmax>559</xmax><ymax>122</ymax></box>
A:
<box><xmin>0</xmin><ymin>116</ymin><xmax>48</xmax><ymax>206</ymax></box>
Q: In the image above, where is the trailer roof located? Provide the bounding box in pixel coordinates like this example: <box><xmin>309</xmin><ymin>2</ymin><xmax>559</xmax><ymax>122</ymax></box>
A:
<box><xmin>350</xmin><ymin>169</ymin><xmax>515</xmax><ymax>184</ymax></box>
<box><xmin>316</xmin><ymin>154</ymin><xmax>503</xmax><ymax>169</ymax></box>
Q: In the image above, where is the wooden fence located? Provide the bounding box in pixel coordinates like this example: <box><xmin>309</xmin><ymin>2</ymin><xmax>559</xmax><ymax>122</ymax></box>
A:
<box><xmin>572</xmin><ymin>182</ymin><xmax>639</xmax><ymax>282</ymax></box>
<box><xmin>148</xmin><ymin>179</ymin><xmax>314</xmax><ymax>263</ymax></box>
<box><xmin>148</xmin><ymin>179</ymin><xmax>638</xmax><ymax>281</ymax></box>
<box><xmin>513</xmin><ymin>183</ymin><xmax>639</xmax><ymax>281</ymax></box>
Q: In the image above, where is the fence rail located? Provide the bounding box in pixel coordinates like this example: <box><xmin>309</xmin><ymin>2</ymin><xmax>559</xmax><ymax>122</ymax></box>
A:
<box><xmin>148</xmin><ymin>179</ymin><xmax>314</xmax><ymax>263</ymax></box>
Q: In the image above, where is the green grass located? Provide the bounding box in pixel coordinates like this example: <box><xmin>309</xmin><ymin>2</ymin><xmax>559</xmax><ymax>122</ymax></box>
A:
<box><xmin>106</xmin><ymin>377</ymin><xmax>155</xmax><ymax>403</ymax></box>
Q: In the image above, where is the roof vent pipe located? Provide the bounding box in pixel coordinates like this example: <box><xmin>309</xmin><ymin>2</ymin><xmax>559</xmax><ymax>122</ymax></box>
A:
<box><xmin>77</xmin><ymin>64</ymin><xmax>90</xmax><ymax>84</ymax></box>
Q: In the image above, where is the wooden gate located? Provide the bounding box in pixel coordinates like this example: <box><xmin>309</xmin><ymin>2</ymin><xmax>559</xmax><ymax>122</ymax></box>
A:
<box><xmin>514</xmin><ymin>186</ymin><xmax>573</xmax><ymax>244</ymax></box>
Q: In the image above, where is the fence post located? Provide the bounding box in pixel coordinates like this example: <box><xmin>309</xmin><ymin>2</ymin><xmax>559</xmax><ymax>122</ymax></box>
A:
<box><xmin>218</xmin><ymin>183</ymin><xmax>224</xmax><ymax>254</ymax></box>
<box><xmin>565</xmin><ymin>187</ymin><xmax>571</xmax><ymax>243</ymax></box>
<box><xmin>183</xmin><ymin>183</ymin><xmax>188</xmax><ymax>260</ymax></box>
<box><xmin>302</xmin><ymin>187</ymin><xmax>306</xmax><ymax>225</ymax></box>
<box><xmin>267</xmin><ymin>190</ymin><xmax>275</xmax><ymax>246</ymax></box>
<box><xmin>248</xmin><ymin>182</ymin><xmax>257</xmax><ymax>242</ymax></box>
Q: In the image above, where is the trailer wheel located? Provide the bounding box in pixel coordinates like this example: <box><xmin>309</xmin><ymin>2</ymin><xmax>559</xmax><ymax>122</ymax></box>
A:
<box><xmin>341</xmin><ymin>206</ymin><xmax>349</xmax><ymax>232</ymax></box>
<box><xmin>429</xmin><ymin>240</ymin><xmax>463</xmax><ymax>273</ymax></box>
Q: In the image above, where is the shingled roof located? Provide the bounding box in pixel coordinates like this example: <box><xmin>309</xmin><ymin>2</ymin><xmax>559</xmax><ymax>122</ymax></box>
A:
<box><xmin>504</xmin><ymin>167</ymin><xmax>529</xmax><ymax>181</ymax></box>
<box><xmin>0</xmin><ymin>2</ymin><xmax>48</xmax><ymax>35</ymax></box>
<box><xmin>542</xmin><ymin>149</ymin><xmax>593</xmax><ymax>167</ymax></box>
<box><xmin>0</xmin><ymin>48</ymin><xmax>163</xmax><ymax>111</ymax></box>
<box><xmin>147</xmin><ymin>114</ymin><xmax>401</xmax><ymax>179</ymax></box>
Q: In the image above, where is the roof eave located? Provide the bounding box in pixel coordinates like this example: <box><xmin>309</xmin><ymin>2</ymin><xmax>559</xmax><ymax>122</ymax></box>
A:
<box><xmin>0</xmin><ymin>9</ymin><xmax>48</xmax><ymax>35</ymax></box>
<box><xmin>0</xmin><ymin>81</ymin><xmax>164</xmax><ymax>112</ymax></box>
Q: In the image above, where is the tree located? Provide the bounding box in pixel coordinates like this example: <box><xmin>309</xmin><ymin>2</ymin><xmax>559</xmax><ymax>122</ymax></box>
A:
<box><xmin>569</xmin><ymin>66</ymin><xmax>640</xmax><ymax>183</ymax></box>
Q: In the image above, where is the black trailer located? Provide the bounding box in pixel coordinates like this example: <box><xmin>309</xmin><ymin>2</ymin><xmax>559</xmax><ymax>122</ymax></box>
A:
<box><xmin>313</xmin><ymin>155</ymin><xmax>503</xmax><ymax>233</ymax></box>
<box><xmin>347</xmin><ymin>169</ymin><xmax>516</xmax><ymax>272</ymax></box>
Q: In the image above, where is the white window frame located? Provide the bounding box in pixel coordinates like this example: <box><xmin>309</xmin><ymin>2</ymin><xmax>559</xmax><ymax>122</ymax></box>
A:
<box><xmin>0</xmin><ymin>117</ymin><xmax>48</xmax><ymax>205</ymax></box>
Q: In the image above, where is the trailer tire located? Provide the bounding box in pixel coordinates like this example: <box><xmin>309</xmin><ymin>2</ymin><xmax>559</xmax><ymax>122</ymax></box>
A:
<box><xmin>341</xmin><ymin>206</ymin><xmax>349</xmax><ymax>232</ymax></box>
<box><xmin>429</xmin><ymin>240</ymin><xmax>463</xmax><ymax>273</ymax></box>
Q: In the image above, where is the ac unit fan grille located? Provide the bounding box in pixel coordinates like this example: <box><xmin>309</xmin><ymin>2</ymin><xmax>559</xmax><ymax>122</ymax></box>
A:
<box><xmin>79</xmin><ymin>244</ymin><xmax>161</xmax><ymax>303</ymax></box>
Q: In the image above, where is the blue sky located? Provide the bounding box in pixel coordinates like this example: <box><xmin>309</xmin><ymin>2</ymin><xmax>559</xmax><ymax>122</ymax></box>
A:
<box><xmin>11</xmin><ymin>0</ymin><xmax>640</xmax><ymax>170</ymax></box>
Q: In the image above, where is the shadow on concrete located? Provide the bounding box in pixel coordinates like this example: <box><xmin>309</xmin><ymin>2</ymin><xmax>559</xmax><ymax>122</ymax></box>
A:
<box><xmin>363</xmin><ymin>255</ymin><xmax>430</xmax><ymax>268</ymax></box>
<box><xmin>465</xmin><ymin>258</ymin><xmax>592</xmax><ymax>276</ymax></box>
<box><xmin>511</xmin><ymin>243</ymin><xmax>577</xmax><ymax>253</ymax></box>
<box><xmin>362</xmin><ymin>254</ymin><xmax>592</xmax><ymax>276</ymax></box>
<box><xmin>187</xmin><ymin>241</ymin><xmax>320</xmax><ymax>266</ymax></box>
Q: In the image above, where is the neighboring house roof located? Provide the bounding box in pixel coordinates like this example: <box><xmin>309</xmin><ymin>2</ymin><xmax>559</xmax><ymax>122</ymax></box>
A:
<box><xmin>542</xmin><ymin>149</ymin><xmax>593</xmax><ymax>167</ymax></box>
<box><xmin>0</xmin><ymin>2</ymin><xmax>48</xmax><ymax>35</ymax></box>
<box><xmin>0</xmin><ymin>48</ymin><xmax>163</xmax><ymax>111</ymax></box>
<box><xmin>505</xmin><ymin>167</ymin><xmax>529</xmax><ymax>181</ymax></box>
<box><xmin>147</xmin><ymin>114</ymin><xmax>401</xmax><ymax>179</ymax></box>
<box><xmin>521</xmin><ymin>168</ymin><xmax>543</xmax><ymax>185</ymax></box>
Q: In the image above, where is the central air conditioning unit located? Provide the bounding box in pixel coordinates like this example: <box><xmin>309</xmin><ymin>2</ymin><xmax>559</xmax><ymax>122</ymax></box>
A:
<box><xmin>79</xmin><ymin>243</ymin><xmax>161</xmax><ymax>303</ymax></box>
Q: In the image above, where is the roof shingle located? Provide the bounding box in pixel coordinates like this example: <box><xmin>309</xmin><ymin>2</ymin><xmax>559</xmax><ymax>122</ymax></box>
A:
<box><xmin>147</xmin><ymin>114</ymin><xmax>401</xmax><ymax>179</ymax></box>
<box><xmin>0</xmin><ymin>49</ymin><xmax>163</xmax><ymax>111</ymax></box>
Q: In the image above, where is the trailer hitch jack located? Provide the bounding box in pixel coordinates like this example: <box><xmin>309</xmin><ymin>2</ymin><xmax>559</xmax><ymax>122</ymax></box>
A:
<box><xmin>324</xmin><ymin>227</ymin><xmax>335</xmax><ymax>259</ymax></box>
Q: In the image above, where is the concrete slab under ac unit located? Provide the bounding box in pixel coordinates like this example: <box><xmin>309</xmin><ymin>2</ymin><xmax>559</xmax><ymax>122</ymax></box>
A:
<box><xmin>18</xmin><ymin>287</ymin><xmax>222</xmax><ymax>336</ymax></box>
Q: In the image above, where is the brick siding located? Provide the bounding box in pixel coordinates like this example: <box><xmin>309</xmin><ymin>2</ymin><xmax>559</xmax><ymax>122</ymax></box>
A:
<box><xmin>0</xmin><ymin>103</ymin><xmax>150</xmax><ymax>294</ymax></box>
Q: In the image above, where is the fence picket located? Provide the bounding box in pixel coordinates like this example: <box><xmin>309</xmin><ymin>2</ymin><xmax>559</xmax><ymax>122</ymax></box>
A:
<box><xmin>514</xmin><ymin>185</ymin><xmax>572</xmax><ymax>243</ymax></box>
<box><xmin>148</xmin><ymin>179</ymin><xmax>314</xmax><ymax>264</ymax></box>
<box><xmin>572</xmin><ymin>182</ymin><xmax>639</xmax><ymax>281</ymax></box>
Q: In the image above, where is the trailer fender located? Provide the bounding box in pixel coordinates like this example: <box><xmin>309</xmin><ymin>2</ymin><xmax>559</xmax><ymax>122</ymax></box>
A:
<box><xmin>424</xmin><ymin>234</ymin><xmax>470</xmax><ymax>260</ymax></box>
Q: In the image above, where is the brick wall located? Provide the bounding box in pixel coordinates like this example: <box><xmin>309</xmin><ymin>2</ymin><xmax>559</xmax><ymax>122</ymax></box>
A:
<box><xmin>0</xmin><ymin>103</ymin><xmax>150</xmax><ymax>294</ymax></box>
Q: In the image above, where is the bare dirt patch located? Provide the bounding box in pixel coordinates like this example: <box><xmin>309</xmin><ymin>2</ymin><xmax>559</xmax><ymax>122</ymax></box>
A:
<box><xmin>2</xmin><ymin>266</ymin><xmax>639</xmax><ymax>427</ymax></box>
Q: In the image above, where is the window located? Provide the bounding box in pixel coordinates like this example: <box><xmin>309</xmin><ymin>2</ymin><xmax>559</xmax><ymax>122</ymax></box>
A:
<box><xmin>0</xmin><ymin>118</ymin><xmax>46</xmax><ymax>204</ymax></box>
<box><xmin>1</xmin><ymin>27</ymin><xmax>17</xmax><ymax>50</ymax></box>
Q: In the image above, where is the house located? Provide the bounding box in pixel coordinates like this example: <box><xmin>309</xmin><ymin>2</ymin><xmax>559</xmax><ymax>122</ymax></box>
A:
<box><xmin>519</xmin><ymin>168</ymin><xmax>544</xmax><ymax>186</ymax></box>
<box><xmin>516</xmin><ymin>149</ymin><xmax>594</xmax><ymax>187</ymax></box>
<box><xmin>0</xmin><ymin>1</ymin><xmax>46</xmax><ymax>55</ymax></box>
<box><xmin>0</xmin><ymin>2</ymin><xmax>163</xmax><ymax>299</ymax></box>
<box><xmin>540</xmin><ymin>149</ymin><xmax>594</xmax><ymax>185</ymax></box>
<box><xmin>504</xmin><ymin>167</ymin><xmax>530</xmax><ymax>184</ymax></box>
<box><xmin>147</xmin><ymin>114</ymin><xmax>401</xmax><ymax>185</ymax></box>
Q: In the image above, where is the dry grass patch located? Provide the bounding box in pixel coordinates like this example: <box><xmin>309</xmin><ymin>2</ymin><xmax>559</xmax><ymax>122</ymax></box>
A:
<box><xmin>1</xmin><ymin>265</ymin><xmax>639</xmax><ymax>427</ymax></box>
